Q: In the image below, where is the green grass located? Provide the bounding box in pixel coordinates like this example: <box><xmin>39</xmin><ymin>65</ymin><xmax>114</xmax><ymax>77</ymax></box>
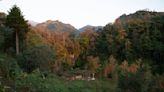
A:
<box><xmin>15</xmin><ymin>70</ymin><xmax>117</xmax><ymax>92</ymax></box>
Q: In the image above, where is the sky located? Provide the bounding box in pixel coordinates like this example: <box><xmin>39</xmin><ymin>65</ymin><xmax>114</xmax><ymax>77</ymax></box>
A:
<box><xmin>0</xmin><ymin>0</ymin><xmax>164</xmax><ymax>28</ymax></box>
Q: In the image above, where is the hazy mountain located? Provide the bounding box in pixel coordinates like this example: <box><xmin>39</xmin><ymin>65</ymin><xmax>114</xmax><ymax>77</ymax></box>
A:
<box><xmin>28</xmin><ymin>20</ymin><xmax>39</xmax><ymax>27</ymax></box>
<box><xmin>79</xmin><ymin>25</ymin><xmax>103</xmax><ymax>32</ymax></box>
<box><xmin>35</xmin><ymin>20</ymin><xmax>77</xmax><ymax>32</ymax></box>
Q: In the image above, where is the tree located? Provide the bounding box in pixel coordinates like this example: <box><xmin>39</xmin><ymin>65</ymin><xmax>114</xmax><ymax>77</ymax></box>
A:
<box><xmin>0</xmin><ymin>27</ymin><xmax>14</xmax><ymax>53</ymax></box>
<box><xmin>104</xmin><ymin>55</ymin><xmax>117</xmax><ymax>78</ymax></box>
<box><xmin>0</xmin><ymin>27</ymin><xmax>4</xmax><ymax>51</ymax></box>
<box><xmin>87</xmin><ymin>56</ymin><xmax>100</xmax><ymax>79</ymax></box>
<box><xmin>0</xmin><ymin>12</ymin><xmax>6</xmax><ymax>27</ymax></box>
<box><xmin>26</xmin><ymin>29</ymin><xmax>45</xmax><ymax>49</ymax></box>
<box><xmin>5</xmin><ymin>5</ymin><xmax>29</xmax><ymax>55</ymax></box>
<box><xmin>0</xmin><ymin>12</ymin><xmax>6</xmax><ymax>51</ymax></box>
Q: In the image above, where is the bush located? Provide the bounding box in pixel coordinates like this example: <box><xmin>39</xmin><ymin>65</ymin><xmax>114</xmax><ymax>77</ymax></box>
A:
<box><xmin>0</xmin><ymin>53</ymin><xmax>21</xmax><ymax>78</ymax></box>
<box><xmin>17</xmin><ymin>45</ymin><xmax>55</xmax><ymax>73</ymax></box>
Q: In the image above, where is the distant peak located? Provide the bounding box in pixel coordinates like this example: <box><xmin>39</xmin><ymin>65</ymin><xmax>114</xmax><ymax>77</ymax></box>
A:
<box><xmin>46</xmin><ymin>20</ymin><xmax>53</xmax><ymax>23</ymax></box>
<box><xmin>45</xmin><ymin>20</ymin><xmax>62</xmax><ymax>24</ymax></box>
<box><xmin>35</xmin><ymin>20</ymin><xmax>77</xmax><ymax>32</ymax></box>
<box><xmin>79</xmin><ymin>25</ymin><xmax>103</xmax><ymax>32</ymax></box>
<box><xmin>28</xmin><ymin>20</ymin><xmax>39</xmax><ymax>27</ymax></box>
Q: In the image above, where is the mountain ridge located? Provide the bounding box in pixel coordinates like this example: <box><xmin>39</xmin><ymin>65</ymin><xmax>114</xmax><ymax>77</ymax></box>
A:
<box><xmin>114</xmin><ymin>10</ymin><xmax>164</xmax><ymax>27</ymax></box>
<box><xmin>35</xmin><ymin>20</ymin><xmax>77</xmax><ymax>33</ymax></box>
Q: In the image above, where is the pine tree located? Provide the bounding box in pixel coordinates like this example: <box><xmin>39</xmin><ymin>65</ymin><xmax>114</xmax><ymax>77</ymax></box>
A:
<box><xmin>5</xmin><ymin>5</ymin><xmax>29</xmax><ymax>55</ymax></box>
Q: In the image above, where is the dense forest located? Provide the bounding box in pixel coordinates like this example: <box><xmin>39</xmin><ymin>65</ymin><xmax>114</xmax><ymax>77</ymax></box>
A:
<box><xmin>0</xmin><ymin>5</ymin><xmax>164</xmax><ymax>92</ymax></box>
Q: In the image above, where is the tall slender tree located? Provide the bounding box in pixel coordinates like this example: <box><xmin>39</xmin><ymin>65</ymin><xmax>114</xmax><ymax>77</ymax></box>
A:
<box><xmin>5</xmin><ymin>5</ymin><xmax>29</xmax><ymax>55</ymax></box>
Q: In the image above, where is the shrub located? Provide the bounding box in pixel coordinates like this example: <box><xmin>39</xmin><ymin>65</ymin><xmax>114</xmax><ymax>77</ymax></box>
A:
<box><xmin>0</xmin><ymin>53</ymin><xmax>21</xmax><ymax>79</ymax></box>
<box><xmin>17</xmin><ymin>45</ymin><xmax>55</xmax><ymax>73</ymax></box>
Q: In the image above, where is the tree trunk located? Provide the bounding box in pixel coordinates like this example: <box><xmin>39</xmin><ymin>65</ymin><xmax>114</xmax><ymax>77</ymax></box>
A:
<box><xmin>16</xmin><ymin>30</ymin><xmax>19</xmax><ymax>55</ymax></box>
<box><xmin>92</xmin><ymin>73</ymin><xmax>95</xmax><ymax>78</ymax></box>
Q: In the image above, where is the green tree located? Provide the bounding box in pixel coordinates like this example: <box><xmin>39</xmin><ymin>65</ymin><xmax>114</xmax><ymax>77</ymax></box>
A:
<box><xmin>0</xmin><ymin>27</ymin><xmax>5</xmax><ymax>51</ymax></box>
<box><xmin>0</xmin><ymin>27</ymin><xmax>14</xmax><ymax>53</ymax></box>
<box><xmin>5</xmin><ymin>5</ymin><xmax>29</xmax><ymax>55</ymax></box>
<box><xmin>95</xmin><ymin>24</ymin><xmax>115</xmax><ymax>61</ymax></box>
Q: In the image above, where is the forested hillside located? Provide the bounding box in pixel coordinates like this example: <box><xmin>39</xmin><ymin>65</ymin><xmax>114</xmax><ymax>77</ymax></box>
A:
<box><xmin>0</xmin><ymin>5</ymin><xmax>163</xmax><ymax>92</ymax></box>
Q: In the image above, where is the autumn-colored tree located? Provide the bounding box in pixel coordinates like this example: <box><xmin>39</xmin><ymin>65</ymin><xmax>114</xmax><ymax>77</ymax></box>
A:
<box><xmin>35</xmin><ymin>29</ymin><xmax>81</xmax><ymax>71</ymax></box>
<box><xmin>104</xmin><ymin>55</ymin><xmax>117</xmax><ymax>78</ymax></box>
<box><xmin>87</xmin><ymin>56</ymin><xmax>100</xmax><ymax>78</ymax></box>
<box><xmin>119</xmin><ymin>60</ymin><xmax>140</xmax><ymax>74</ymax></box>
